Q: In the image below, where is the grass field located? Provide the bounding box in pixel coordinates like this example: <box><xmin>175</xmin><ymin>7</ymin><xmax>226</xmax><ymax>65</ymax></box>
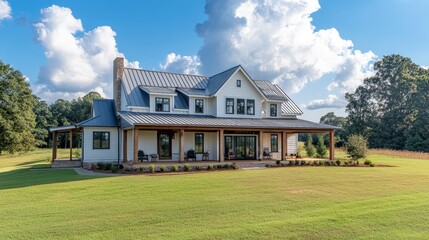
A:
<box><xmin>1</xmin><ymin>149</ymin><xmax>428</xmax><ymax>239</ymax></box>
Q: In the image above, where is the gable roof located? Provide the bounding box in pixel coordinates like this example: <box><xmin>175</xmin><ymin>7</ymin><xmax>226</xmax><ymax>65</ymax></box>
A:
<box><xmin>79</xmin><ymin>99</ymin><xmax>118</xmax><ymax>127</ymax></box>
<box><xmin>254</xmin><ymin>80</ymin><xmax>288</xmax><ymax>101</ymax></box>
<box><xmin>206</xmin><ymin>65</ymin><xmax>240</xmax><ymax>95</ymax></box>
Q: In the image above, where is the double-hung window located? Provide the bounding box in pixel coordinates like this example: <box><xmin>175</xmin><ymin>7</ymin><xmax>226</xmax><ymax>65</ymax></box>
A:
<box><xmin>155</xmin><ymin>97</ymin><xmax>170</xmax><ymax>112</ymax></box>
<box><xmin>237</xmin><ymin>99</ymin><xmax>245</xmax><ymax>114</ymax></box>
<box><xmin>93</xmin><ymin>132</ymin><xmax>110</xmax><ymax>149</ymax></box>
<box><xmin>247</xmin><ymin>99</ymin><xmax>255</xmax><ymax>115</ymax></box>
<box><xmin>270</xmin><ymin>103</ymin><xmax>277</xmax><ymax>117</ymax></box>
<box><xmin>226</xmin><ymin>98</ymin><xmax>234</xmax><ymax>114</ymax></box>
<box><xmin>195</xmin><ymin>99</ymin><xmax>204</xmax><ymax>113</ymax></box>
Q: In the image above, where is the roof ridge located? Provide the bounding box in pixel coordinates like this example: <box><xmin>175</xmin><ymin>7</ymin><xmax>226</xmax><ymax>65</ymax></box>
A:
<box><xmin>208</xmin><ymin>65</ymin><xmax>241</xmax><ymax>78</ymax></box>
<box><xmin>124</xmin><ymin>67</ymin><xmax>208</xmax><ymax>78</ymax></box>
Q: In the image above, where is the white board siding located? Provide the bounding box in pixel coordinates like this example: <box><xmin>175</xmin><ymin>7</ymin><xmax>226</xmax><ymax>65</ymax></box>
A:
<box><xmin>262</xmin><ymin>133</ymin><xmax>282</xmax><ymax>160</ymax></box>
<box><xmin>83</xmin><ymin>127</ymin><xmax>118</xmax><ymax>163</ymax></box>
<box><xmin>215</xmin><ymin>70</ymin><xmax>263</xmax><ymax>118</ymax></box>
<box><xmin>287</xmin><ymin>134</ymin><xmax>298</xmax><ymax>155</ymax></box>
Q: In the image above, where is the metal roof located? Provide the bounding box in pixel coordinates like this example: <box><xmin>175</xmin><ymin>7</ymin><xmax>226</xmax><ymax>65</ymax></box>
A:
<box><xmin>254</xmin><ymin>80</ymin><xmax>288</xmax><ymax>101</ymax></box>
<box><xmin>139</xmin><ymin>86</ymin><xmax>177</xmax><ymax>95</ymax></box>
<box><xmin>176</xmin><ymin>88</ymin><xmax>208</xmax><ymax>96</ymax></box>
<box><xmin>206</xmin><ymin>65</ymin><xmax>240</xmax><ymax>95</ymax></box>
<box><xmin>275</xmin><ymin>85</ymin><xmax>304</xmax><ymax>115</ymax></box>
<box><xmin>118</xmin><ymin>112</ymin><xmax>339</xmax><ymax>130</ymax></box>
<box><xmin>79</xmin><ymin>99</ymin><xmax>119</xmax><ymax>127</ymax></box>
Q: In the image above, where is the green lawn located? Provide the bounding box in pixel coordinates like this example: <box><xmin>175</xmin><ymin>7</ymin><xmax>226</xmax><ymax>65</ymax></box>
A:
<box><xmin>1</xmin><ymin>149</ymin><xmax>428</xmax><ymax>239</ymax></box>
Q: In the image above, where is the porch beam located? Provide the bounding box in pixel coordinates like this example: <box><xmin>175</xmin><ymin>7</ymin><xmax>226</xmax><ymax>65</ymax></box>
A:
<box><xmin>69</xmin><ymin>130</ymin><xmax>73</xmax><ymax>160</ymax></box>
<box><xmin>52</xmin><ymin>132</ymin><xmax>57</xmax><ymax>161</ymax></box>
<box><xmin>123</xmin><ymin>130</ymin><xmax>127</xmax><ymax>163</ymax></box>
<box><xmin>179</xmin><ymin>129</ymin><xmax>185</xmax><ymax>162</ymax></box>
<box><xmin>133</xmin><ymin>128</ymin><xmax>138</xmax><ymax>163</ymax></box>
<box><xmin>219</xmin><ymin>129</ymin><xmax>224</xmax><ymax>162</ymax></box>
<box><xmin>329</xmin><ymin>130</ymin><xmax>335</xmax><ymax>160</ymax></box>
<box><xmin>133</xmin><ymin>125</ymin><xmax>334</xmax><ymax>133</ymax></box>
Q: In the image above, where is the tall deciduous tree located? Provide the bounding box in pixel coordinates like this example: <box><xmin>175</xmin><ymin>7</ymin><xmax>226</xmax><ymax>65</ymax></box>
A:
<box><xmin>33</xmin><ymin>96</ymin><xmax>54</xmax><ymax>147</ymax></box>
<box><xmin>319</xmin><ymin>112</ymin><xmax>348</xmax><ymax>147</ymax></box>
<box><xmin>0</xmin><ymin>61</ymin><xmax>36</xmax><ymax>154</ymax></box>
<box><xmin>346</xmin><ymin>55</ymin><xmax>425</xmax><ymax>149</ymax></box>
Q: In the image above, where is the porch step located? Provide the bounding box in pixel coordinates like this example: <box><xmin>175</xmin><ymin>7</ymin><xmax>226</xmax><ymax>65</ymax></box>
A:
<box><xmin>51</xmin><ymin>160</ymin><xmax>81</xmax><ymax>168</ymax></box>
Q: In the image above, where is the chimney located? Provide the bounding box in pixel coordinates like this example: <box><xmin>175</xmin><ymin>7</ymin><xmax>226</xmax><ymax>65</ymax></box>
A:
<box><xmin>113</xmin><ymin>57</ymin><xmax>124</xmax><ymax>112</ymax></box>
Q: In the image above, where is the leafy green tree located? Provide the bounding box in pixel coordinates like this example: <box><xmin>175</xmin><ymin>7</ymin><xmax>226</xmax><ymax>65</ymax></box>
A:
<box><xmin>0</xmin><ymin>61</ymin><xmax>36</xmax><ymax>154</ymax></box>
<box><xmin>346</xmin><ymin>55</ymin><xmax>425</xmax><ymax>149</ymax></box>
<box><xmin>320</xmin><ymin>112</ymin><xmax>348</xmax><ymax>147</ymax></box>
<box><xmin>33</xmin><ymin>96</ymin><xmax>54</xmax><ymax>147</ymax></box>
<box><xmin>316</xmin><ymin>135</ymin><xmax>328</xmax><ymax>158</ymax></box>
<box><xmin>345</xmin><ymin>134</ymin><xmax>368</xmax><ymax>160</ymax></box>
<box><xmin>304</xmin><ymin>134</ymin><xmax>316</xmax><ymax>157</ymax></box>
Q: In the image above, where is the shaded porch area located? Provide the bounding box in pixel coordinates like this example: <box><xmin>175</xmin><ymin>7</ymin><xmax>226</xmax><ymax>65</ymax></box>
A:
<box><xmin>50</xmin><ymin>125</ymin><xmax>82</xmax><ymax>164</ymax></box>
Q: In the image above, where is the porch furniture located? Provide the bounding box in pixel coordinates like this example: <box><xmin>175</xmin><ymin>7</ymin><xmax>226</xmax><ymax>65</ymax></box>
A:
<box><xmin>285</xmin><ymin>153</ymin><xmax>297</xmax><ymax>160</ymax></box>
<box><xmin>138</xmin><ymin>150</ymin><xmax>149</xmax><ymax>162</ymax></box>
<box><xmin>186</xmin><ymin>149</ymin><xmax>196</xmax><ymax>161</ymax></box>
<box><xmin>202</xmin><ymin>151</ymin><xmax>210</xmax><ymax>161</ymax></box>
<box><xmin>263</xmin><ymin>147</ymin><xmax>272</xmax><ymax>160</ymax></box>
<box><xmin>228</xmin><ymin>149</ymin><xmax>235</xmax><ymax>160</ymax></box>
<box><xmin>150</xmin><ymin>154</ymin><xmax>159</xmax><ymax>162</ymax></box>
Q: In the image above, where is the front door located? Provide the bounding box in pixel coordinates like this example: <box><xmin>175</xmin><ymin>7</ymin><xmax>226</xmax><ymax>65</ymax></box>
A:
<box><xmin>158</xmin><ymin>132</ymin><xmax>172</xmax><ymax>159</ymax></box>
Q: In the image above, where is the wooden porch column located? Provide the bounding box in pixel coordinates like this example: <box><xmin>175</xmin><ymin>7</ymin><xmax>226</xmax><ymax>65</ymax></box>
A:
<box><xmin>179</xmin><ymin>129</ymin><xmax>185</xmax><ymax>162</ymax></box>
<box><xmin>52</xmin><ymin>132</ymin><xmax>57</xmax><ymax>161</ymax></box>
<box><xmin>133</xmin><ymin>128</ymin><xmax>139</xmax><ymax>163</ymax></box>
<box><xmin>329</xmin><ymin>130</ymin><xmax>335</xmax><ymax>160</ymax></box>
<box><xmin>123</xmin><ymin>130</ymin><xmax>127</xmax><ymax>163</ymax></box>
<box><xmin>219</xmin><ymin>129</ymin><xmax>224</xmax><ymax>162</ymax></box>
<box><xmin>259</xmin><ymin>131</ymin><xmax>264</xmax><ymax>160</ymax></box>
<box><xmin>282</xmin><ymin>131</ymin><xmax>287</xmax><ymax>160</ymax></box>
<box><xmin>69</xmin><ymin>130</ymin><xmax>73</xmax><ymax>160</ymax></box>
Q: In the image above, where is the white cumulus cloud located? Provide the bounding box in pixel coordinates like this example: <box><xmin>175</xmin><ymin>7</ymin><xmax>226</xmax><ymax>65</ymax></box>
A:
<box><xmin>159</xmin><ymin>53</ymin><xmax>201</xmax><ymax>75</ymax></box>
<box><xmin>193</xmin><ymin>0</ymin><xmax>376</xmax><ymax>94</ymax></box>
<box><xmin>0</xmin><ymin>0</ymin><xmax>11</xmax><ymax>21</ymax></box>
<box><xmin>33</xmin><ymin>5</ymin><xmax>139</xmax><ymax>101</ymax></box>
<box><xmin>305</xmin><ymin>94</ymin><xmax>346</xmax><ymax>110</ymax></box>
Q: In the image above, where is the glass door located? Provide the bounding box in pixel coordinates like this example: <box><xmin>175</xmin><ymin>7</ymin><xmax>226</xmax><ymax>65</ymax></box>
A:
<box><xmin>158</xmin><ymin>132</ymin><xmax>172</xmax><ymax>159</ymax></box>
<box><xmin>225</xmin><ymin>136</ymin><xmax>257</xmax><ymax>160</ymax></box>
<box><xmin>246</xmin><ymin>137</ymin><xmax>256</xmax><ymax>159</ymax></box>
<box><xmin>236</xmin><ymin>136</ymin><xmax>246</xmax><ymax>159</ymax></box>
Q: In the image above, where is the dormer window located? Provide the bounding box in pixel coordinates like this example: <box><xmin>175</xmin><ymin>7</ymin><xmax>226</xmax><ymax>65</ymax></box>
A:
<box><xmin>236</xmin><ymin>79</ymin><xmax>241</xmax><ymax>87</ymax></box>
<box><xmin>195</xmin><ymin>99</ymin><xmax>204</xmax><ymax>113</ymax></box>
<box><xmin>155</xmin><ymin>97</ymin><xmax>170</xmax><ymax>112</ymax></box>
<box><xmin>270</xmin><ymin>104</ymin><xmax>277</xmax><ymax>117</ymax></box>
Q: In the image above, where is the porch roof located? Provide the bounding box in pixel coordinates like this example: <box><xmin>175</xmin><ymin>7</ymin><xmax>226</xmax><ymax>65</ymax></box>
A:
<box><xmin>118</xmin><ymin>112</ymin><xmax>341</xmax><ymax>131</ymax></box>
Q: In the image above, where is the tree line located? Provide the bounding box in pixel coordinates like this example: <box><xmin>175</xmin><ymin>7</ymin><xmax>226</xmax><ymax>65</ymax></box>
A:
<box><xmin>319</xmin><ymin>54</ymin><xmax>429</xmax><ymax>152</ymax></box>
<box><xmin>0</xmin><ymin>60</ymin><xmax>101</xmax><ymax>154</ymax></box>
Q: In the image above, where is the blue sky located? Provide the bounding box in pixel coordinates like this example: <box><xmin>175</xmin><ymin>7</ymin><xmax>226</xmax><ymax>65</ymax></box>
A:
<box><xmin>1</xmin><ymin>0</ymin><xmax>428</xmax><ymax>121</ymax></box>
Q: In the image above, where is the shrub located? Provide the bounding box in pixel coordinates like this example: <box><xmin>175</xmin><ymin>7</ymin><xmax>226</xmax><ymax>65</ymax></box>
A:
<box><xmin>300</xmin><ymin>160</ymin><xmax>306</xmax><ymax>166</ymax></box>
<box><xmin>265</xmin><ymin>164</ymin><xmax>270</xmax><ymax>168</ymax></box>
<box><xmin>223</xmin><ymin>163</ymin><xmax>230</xmax><ymax>169</ymax></box>
<box><xmin>305</xmin><ymin>134</ymin><xmax>316</xmax><ymax>157</ymax></box>
<box><xmin>139</xmin><ymin>167</ymin><xmax>144</xmax><ymax>172</ymax></box>
<box><xmin>288</xmin><ymin>160</ymin><xmax>293</xmax><ymax>166</ymax></box>
<box><xmin>159</xmin><ymin>166</ymin><xmax>166</xmax><ymax>172</ymax></box>
<box><xmin>316</xmin><ymin>135</ymin><xmax>328</xmax><ymax>158</ymax></box>
<box><xmin>207</xmin><ymin>165</ymin><xmax>213</xmax><ymax>170</ymax></box>
<box><xmin>297</xmin><ymin>144</ymin><xmax>305</xmax><ymax>158</ymax></box>
<box><xmin>276</xmin><ymin>160</ymin><xmax>281</xmax><ymax>166</ymax></box>
<box><xmin>335</xmin><ymin>160</ymin><xmax>341</xmax><ymax>166</ymax></box>
<box><xmin>119</xmin><ymin>164</ymin><xmax>124</xmax><ymax>170</ymax></box>
<box><xmin>104</xmin><ymin>162</ymin><xmax>112</xmax><ymax>171</ymax></box>
<box><xmin>194</xmin><ymin>165</ymin><xmax>202</xmax><ymax>171</ymax></box>
<box><xmin>96</xmin><ymin>162</ymin><xmax>105</xmax><ymax>170</ymax></box>
<box><xmin>345</xmin><ymin>134</ymin><xmax>368</xmax><ymax>160</ymax></box>
<box><xmin>110</xmin><ymin>165</ymin><xmax>118</xmax><ymax>173</ymax></box>
<box><xmin>318</xmin><ymin>160</ymin><xmax>324</xmax><ymax>166</ymax></box>
<box><xmin>171</xmin><ymin>165</ymin><xmax>178</xmax><ymax>172</ymax></box>
<box><xmin>212</xmin><ymin>165</ymin><xmax>218</xmax><ymax>170</ymax></box>
<box><xmin>370</xmin><ymin>163</ymin><xmax>375</xmax><ymax>167</ymax></box>
<box><xmin>183</xmin><ymin>164</ymin><xmax>190</xmax><ymax>171</ymax></box>
<box><xmin>294</xmin><ymin>160</ymin><xmax>300</xmax><ymax>166</ymax></box>
<box><xmin>231</xmin><ymin>163</ymin><xmax>239</xmax><ymax>170</ymax></box>
<box><xmin>364</xmin><ymin>160</ymin><xmax>372</xmax><ymax>166</ymax></box>
<box><xmin>149</xmin><ymin>164</ymin><xmax>155</xmax><ymax>173</ymax></box>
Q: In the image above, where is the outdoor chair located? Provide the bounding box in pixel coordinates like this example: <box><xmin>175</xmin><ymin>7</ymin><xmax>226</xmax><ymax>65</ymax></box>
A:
<box><xmin>150</xmin><ymin>154</ymin><xmax>159</xmax><ymax>162</ymax></box>
<box><xmin>263</xmin><ymin>147</ymin><xmax>272</xmax><ymax>160</ymax></box>
<box><xmin>228</xmin><ymin>149</ymin><xmax>235</xmax><ymax>160</ymax></box>
<box><xmin>138</xmin><ymin>150</ymin><xmax>149</xmax><ymax>162</ymax></box>
<box><xmin>187</xmin><ymin>149</ymin><xmax>196</xmax><ymax>161</ymax></box>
